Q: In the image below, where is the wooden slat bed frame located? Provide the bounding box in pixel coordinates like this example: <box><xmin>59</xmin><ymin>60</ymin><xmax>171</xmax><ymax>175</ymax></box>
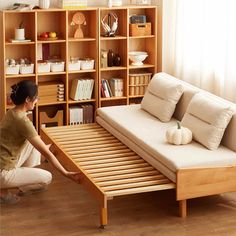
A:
<box><xmin>41</xmin><ymin>123</ymin><xmax>176</xmax><ymax>227</ymax></box>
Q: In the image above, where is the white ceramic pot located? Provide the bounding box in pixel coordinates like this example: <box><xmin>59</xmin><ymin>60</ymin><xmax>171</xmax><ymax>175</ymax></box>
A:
<box><xmin>129</xmin><ymin>51</ymin><xmax>148</xmax><ymax>66</ymax></box>
<box><xmin>39</xmin><ymin>0</ymin><xmax>50</xmax><ymax>9</ymax></box>
<box><xmin>15</xmin><ymin>28</ymin><xmax>25</xmax><ymax>40</ymax></box>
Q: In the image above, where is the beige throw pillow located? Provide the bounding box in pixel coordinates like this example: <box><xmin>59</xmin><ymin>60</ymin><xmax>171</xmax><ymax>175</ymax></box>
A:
<box><xmin>141</xmin><ymin>73</ymin><xmax>184</xmax><ymax>122</ymax></box>
<box><xmin>181</xmin><ymin>93</ymin><xmax>234</xmax><ymax>150</ymax></box>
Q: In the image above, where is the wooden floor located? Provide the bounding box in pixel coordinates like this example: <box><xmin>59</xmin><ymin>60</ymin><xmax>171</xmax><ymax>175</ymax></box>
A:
<box><xmin>1</xmin><ymin>163</ymin><xmax>236</xmax><ymax>236</ymax></box>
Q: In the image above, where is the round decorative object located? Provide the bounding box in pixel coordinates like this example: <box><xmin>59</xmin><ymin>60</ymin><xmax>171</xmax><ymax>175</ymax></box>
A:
<box><xmin>71</xmin><ymin>12</ymin><xmax>86</xmax><ymax>38</ymax></box>
<box><xmin>128</xmin><ymin>51</ymin><xmax>148</xmax><ymax>66</ymax></box>
<box><xmin>166</xmin><ymin>122</ymin><xmax>192</xmax><ymax>145</ymax></box>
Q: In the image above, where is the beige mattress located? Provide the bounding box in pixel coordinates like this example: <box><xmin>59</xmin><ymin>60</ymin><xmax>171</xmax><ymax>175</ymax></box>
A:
<box><xmin>96</xmin><ymin>105</ymin><xmax>236</xmax><ymax>183</ymax></box>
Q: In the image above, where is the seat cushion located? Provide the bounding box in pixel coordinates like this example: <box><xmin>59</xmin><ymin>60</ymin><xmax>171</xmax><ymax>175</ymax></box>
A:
<box><xmin>181</xmin><ymin>93</ymin><xmax>234</xmax><ymax>150</ymax></box>
<box><xmin>97</xmin><ymin>105</ymin><xmax>236</xmax><ymax>179</ymax></box>
<box><xmin>141</xmin><ymin>73</ymin><xmax>184</xmax><ymax>122</ymax></box>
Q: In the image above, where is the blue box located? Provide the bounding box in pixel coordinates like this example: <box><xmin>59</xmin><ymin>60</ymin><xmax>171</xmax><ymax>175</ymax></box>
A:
<box><xmin>130</xmin><ymin>15</ymin><xmax>146</xmax><ymax>24</ymax></box>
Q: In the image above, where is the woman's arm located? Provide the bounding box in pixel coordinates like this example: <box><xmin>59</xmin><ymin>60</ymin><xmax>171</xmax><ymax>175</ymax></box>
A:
<box><xmin>28</xmin><ymin>136</ymin><xmax>81</xmax><ymax>183</ymax></box>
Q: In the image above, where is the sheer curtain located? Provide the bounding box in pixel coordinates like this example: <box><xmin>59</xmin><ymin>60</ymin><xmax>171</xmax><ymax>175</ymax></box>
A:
<box><xmin>162</xmin><ymin>0</ymin><xmax>236</xmax><ymax>103</ymax></box>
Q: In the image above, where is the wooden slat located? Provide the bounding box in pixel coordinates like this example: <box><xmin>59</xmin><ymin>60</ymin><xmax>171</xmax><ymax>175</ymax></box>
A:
<box><xmin>72</xmin><ymin>153</ymin><xmax>139</xmax><ymax>162</ymax></box>
<box><xmin>61</xmin><ymin>139</ymin><xmax>120</xmax><ymax>149</ymax></box>
<box><xmin>82</xmin><ymin>159</ymin><xmax>145</xmax><ymax>170</ymax></box>
<box><xmin>106</xmin><ymin>183</ymin><xmax>176</xmax><ymax>197</ymax></box>
<box><xmin>48</xmin><ymin>128</ymin><xmax>108</xmax><ymax>137</ymax></box>
<box><xmin>53</xmin><ymin>133</ymin><xmax>113</xmax><ymax>141</ymax></box>
<box><xmin>89</xmin><ymin>166</ymin><xmax>155</xmax><ymax>178</ymax></box>
<box><xmin>97</xmin><ymin>175</ymin><xmax>167</xmax><ymax>187</ymax></box>
<box><xmin>101</xmin><ymin>179</ymin><xmax>171</xmax><ymax>191</ymax></box>
<box><xmin>66</xmin><ymin>144</ymin><xmax>127</xmax><ymax>155</ymax></box>
<box><xmin>59</xmin><ymin>136</ymin><xmax>117</xmax><ymax>145</ymax></box>
<box><xmin>93</xmin><ymin>170</ymin><xmax>160</xmax><ymax>182</ymax></box>
<box><xmin>78</xmin><ymin>156</ymin><xmax>140</xmax><ymax>165</ymax></box>
<box><xmin>86</xmin><ymin>163</ymin><xmax>150</xmax><ymax>174</ymax></box>
<box><xmin>71</xmin><ymin>149</ymin><xmax>134</xmax><ymax>158</ymax></box>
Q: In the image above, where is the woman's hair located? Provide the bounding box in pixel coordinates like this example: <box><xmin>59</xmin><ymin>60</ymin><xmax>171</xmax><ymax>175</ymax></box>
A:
<box><xmin>10</xmin><ymin>80</ymin><xmax>38</xmax><ymax>105</ymax></box>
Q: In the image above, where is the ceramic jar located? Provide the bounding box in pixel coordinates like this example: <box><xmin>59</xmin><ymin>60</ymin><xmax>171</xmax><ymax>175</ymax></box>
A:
<box><xmin>39</xmin><ymin>0</ymin><xmax>50</xmax><ymax>9</ymax></box>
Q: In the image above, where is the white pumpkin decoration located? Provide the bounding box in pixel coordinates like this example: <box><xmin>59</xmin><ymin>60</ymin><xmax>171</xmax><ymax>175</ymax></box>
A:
<box><xmin>166</xmin><ymin>122</ymin><xmax>192</xmax><ymax>145</ymax></box>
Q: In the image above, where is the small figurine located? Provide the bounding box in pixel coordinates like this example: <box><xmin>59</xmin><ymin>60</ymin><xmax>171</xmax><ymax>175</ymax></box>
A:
<box><xmin>71</xmin><ymin>12</ymin><xmax>86</xmax><ymax>38</ymax></box>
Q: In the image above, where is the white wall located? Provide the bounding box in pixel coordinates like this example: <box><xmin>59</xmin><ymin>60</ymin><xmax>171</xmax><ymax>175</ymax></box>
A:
<box><xmin>0</xmin><ymin>0</ymin><xmax>159</xmax><ymax>10</ymax></box>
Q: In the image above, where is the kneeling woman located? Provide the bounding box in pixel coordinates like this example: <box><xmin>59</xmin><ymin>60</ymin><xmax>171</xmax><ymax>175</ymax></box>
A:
<box><xmin>0</xmin><ymin>80</ymin><xmax>80</xmax><ymax>204</ymax></box>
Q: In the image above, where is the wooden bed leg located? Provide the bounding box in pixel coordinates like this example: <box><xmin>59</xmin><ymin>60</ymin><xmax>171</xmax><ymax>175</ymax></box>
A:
<box><xmin>179</xmin><ymin>199</ymin><xmax>187</xmax><ymax>218</ymax></box>
<box><xmin>99</xmin><ymin>198</ymin><xmax>108</xmax><ymax>229</ymax></box>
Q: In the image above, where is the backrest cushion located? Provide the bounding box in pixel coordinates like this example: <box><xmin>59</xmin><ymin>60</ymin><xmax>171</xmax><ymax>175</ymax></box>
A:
<box><xmin>141</xmin><ymin>73</ymin><xmax>184</xmax><ymax>122</ymax></box>
<box><xmin>181</xmin><ymin>93</ymin><xmax>234</xmax><ymax>150</ymax></box>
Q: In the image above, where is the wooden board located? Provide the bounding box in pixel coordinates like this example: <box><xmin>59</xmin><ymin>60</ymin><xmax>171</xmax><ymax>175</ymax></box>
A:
<box><xmin>41</xmin><ymin>123</ymin><xmax>175</xmax><ymax>227</ymax></box>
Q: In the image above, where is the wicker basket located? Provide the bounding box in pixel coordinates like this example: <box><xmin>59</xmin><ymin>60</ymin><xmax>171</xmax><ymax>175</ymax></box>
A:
<box><xmin>129</xmin><ymin>73</ymin><xmax>152</xmax><ymax>96</ymax></box>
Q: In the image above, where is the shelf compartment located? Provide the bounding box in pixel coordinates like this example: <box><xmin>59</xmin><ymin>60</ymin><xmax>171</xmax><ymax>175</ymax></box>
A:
<box><xmin>128</xmin><ymin>7</ymin><xmax>157</xmax><ymax>37</ymax></box>
<box><xmin>68</xmin><ymin>41</ymin><xmax>97</xmax><ymax>65</ymax></box>
<box><xmin>68</xmin><ymin>10</ymin><xmax>98</xmax><ymax>39</ymax></box>
<box><xmin>37</xmin><ymin>11</ymin><xmax>67</xmax><ymax>40</ymax></box>
<box><xmin>5</xmin><ymin>44</ymin><xmax>35</xmax><ymax>65</ymax></box>
<box><xmin>100</xmin><ymin>9</ymin><xmax>128</xmax><ymax>37</ymax></box>
<box><xmin>4</xmin><ymin>12</ymin><xmax>36</xmax><ymax>42</ymax></box>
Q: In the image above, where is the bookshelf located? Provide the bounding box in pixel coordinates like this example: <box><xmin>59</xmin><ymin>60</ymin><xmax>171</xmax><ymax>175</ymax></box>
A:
<box><xmin>0</xmin><ymin>4</ymin><xmax>162</xmax><ymax>130</ymax></box>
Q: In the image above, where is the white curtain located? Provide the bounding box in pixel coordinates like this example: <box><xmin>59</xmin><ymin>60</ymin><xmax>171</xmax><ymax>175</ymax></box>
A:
<box><xmin>162</xmin><ymin>0</ymin><xmax>236</xmax><ymax>103</ymax></box>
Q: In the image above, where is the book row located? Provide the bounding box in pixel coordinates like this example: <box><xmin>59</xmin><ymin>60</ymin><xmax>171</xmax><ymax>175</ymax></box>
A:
<box><xmin>101</xmin><ymin>78</ymin><xmax>124</xmax><ymax>98</ymax></box>
<box><xmin>70</xmin><ymin>79</ymin><xmax>94</xmax><ymax>101</ymax></box>
<box><xmin>69</xmin><ymin>104</ymin><xmax>94</xmax><ymax>125</ymax></box>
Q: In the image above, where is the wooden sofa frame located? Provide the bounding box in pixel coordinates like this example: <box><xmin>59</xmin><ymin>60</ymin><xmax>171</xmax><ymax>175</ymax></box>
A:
<box><xmin>41</xmin><ymin>123</ymin><xmax>236</xmax><ymax>226</ymax></box>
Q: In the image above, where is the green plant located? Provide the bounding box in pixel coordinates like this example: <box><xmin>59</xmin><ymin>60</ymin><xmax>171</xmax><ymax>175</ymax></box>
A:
<box><xmin>19</xmin><ymin>21</ymin><xmax>24</xmax><ymax>29</ymax></box>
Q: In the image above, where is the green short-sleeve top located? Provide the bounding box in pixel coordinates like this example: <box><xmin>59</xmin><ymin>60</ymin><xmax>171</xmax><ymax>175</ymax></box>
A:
<box><xmin>0</xmin><ymin>109</ymin><xmax>38</xmax><ymax>170</ymax></box>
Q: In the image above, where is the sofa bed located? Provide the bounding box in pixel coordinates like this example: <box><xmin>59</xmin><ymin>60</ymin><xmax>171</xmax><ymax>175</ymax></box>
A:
<box><xmin>96</xmin><ymin>72</ymin><xmax>236</xmax><ymax>217</ymax></box>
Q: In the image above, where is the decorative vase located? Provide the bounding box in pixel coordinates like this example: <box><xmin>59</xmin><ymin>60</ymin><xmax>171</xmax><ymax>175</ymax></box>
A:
<box><xmin>39</xmin><ymin>0</ymin><xmax>50</xmax><ymax>9</ymax></box>
<box><xmin>15</xmin><ymin>28</ymin><xmax>25</xmax><ymax>40</ymax></box>
<box><xmin>108</xmin><ymin>49</ymin><xmax>114</xmax><ymax>67</ymax></box>
<box><xmin>112</xmin><ymin>0</ymin><xmax>122</xmax><ymax>6</ymax></box>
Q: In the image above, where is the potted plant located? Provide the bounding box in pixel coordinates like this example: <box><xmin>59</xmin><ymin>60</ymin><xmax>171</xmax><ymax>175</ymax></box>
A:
<box><xmin>15</xmin><ymin>21</ymin><xmax>25</xmax><ymax>40</ymax></box>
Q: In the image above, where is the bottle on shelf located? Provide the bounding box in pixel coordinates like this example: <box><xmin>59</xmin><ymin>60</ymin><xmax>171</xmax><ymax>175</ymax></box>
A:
<box><xmin>108</xmin><ymin>49</ymin><xmax>114</xmax><ymax>67</ymax></box>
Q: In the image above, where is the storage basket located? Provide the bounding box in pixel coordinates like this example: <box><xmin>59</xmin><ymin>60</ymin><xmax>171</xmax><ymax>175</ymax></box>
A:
<box><xmin>6</xmin><ymin>65</ymin><xmax>20</xmax><ymax>75</ymax></box>
<box><xmin>20</xmin><ymin>64</ymin><xmax>34</xmax><ymax>74</ymax></box>
<box><xmin>129</xmin><ymin>23</ymin><xmax>151</xmax><ymax>36</ymax></box>
<box><xmin>38</xmin><ymin>62</ymin><xmax>51</xmax><ymax>73</ymax></box>
<box><xmin>129</xmin><ymin>73</ymin><xmax>152</xmax><ymax>96</ymax></box>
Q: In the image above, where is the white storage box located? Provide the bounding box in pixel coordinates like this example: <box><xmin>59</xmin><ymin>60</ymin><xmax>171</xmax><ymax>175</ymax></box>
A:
<box><xmin>80</xmin><ymin>59</ymin><xmax>95</xmax><ymax>70</ymax></box>
<box><xmin>50</xmin><ymin>62</ymin><xmax>65</xmax><ymax>72</ymax></box>
<box><xmin>6</xmin><ymin>65</ymin><xmax>20</xmax><ymax>75</ymax></box>
<box><xmin>20</xmin><ymin>64</ymin><xmax>34</xmax><ymax>74</ymax></box>
<box><xmin>38</xmin><ymin>62</ymin><xmax>51</xmax><ymax>73</ymax></box>
<box><xmin>68</xmin><ymin>61</ymin><xmax>80</xmax><ymax>71</ymax></box>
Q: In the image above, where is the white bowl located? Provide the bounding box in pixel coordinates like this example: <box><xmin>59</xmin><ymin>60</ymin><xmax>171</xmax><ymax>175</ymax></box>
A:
<box><xmin>129</xmin><ymin>51</ymin><xmax>148</xmax><ymax>66</ymax></box>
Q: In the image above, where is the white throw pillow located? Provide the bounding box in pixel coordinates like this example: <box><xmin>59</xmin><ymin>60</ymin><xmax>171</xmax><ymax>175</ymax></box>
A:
<box><xmin>141</xmin><ymin>73</ymin><xmax>184</xmax><ymax>122</ymax></box>
<box><xmin>181</xmin><ymin>93</ymin><xmax>234</xmax><ymax>150</ymax></box>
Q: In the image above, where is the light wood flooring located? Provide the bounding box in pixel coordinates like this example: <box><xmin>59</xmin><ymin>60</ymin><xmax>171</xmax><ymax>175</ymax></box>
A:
<box><xmin>1</xmin><ymin>163</ymin><xmax>236</xmax><ymax>236</ymax></box>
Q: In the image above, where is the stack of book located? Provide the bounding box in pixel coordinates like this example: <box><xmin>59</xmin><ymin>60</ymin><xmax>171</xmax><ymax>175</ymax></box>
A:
<box><xmin>70</xmin><ymin>79</ymin><xmax>94</xmax><ymax>101</ymax></box>
<box><xmin>101</xmin><ymin>78</ymin><xmax>123</xmax><ymax>98</ymax></box>
<box><xmin>69</xmin><ymin>104</ymin><xmax>93</xmax><ymax>125</ymax></box>
<box><xmin>38</xmin><ymin>81</ymin><xmax>64</xmax><ymax>104</ymax></box>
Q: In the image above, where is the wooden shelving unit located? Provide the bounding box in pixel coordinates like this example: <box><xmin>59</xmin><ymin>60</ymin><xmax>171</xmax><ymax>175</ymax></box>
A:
<box><xmin>0</xmin><ymin>4</ymin><xmax>162</xmax><ymax>129</ymax></box>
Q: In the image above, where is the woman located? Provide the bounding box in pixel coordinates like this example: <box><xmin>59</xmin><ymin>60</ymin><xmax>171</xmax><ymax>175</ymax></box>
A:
<box><xmin>0</xmin><ymin>80</ymin><xmax>80</xmax><ymax>204</ymax></box>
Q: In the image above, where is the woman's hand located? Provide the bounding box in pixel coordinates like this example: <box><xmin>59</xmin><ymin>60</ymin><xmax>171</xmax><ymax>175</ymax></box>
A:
<box><xmin>65</xmin><ymin>172</ymin><xmax>81</xmax><ymax>184</ymax></box>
